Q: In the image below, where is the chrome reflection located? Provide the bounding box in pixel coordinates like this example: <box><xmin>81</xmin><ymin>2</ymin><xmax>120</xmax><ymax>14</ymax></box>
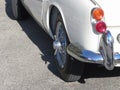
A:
<box><xmin>100</xmin><ymin>31</ymin><xmax>114</xmax><ymax>70</ymax></box>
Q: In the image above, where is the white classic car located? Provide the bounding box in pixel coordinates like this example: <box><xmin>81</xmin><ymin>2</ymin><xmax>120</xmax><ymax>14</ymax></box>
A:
<box><xmin>11</xmin><ymin>0</ymin><xmax>120</xmax><ymax>82</ymax></box>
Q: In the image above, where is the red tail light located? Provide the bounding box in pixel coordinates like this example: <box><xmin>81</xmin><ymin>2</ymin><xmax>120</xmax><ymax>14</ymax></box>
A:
<box><xmin>96</xmin><ymin>21</ymin><xmax>107</xmax><ymax>33</ymax></box>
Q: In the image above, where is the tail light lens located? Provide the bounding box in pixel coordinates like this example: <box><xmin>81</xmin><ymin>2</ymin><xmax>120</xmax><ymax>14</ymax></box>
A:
<box><xmin>96</xmin><ymin>21</ymin><xmax>107</xmax><ymax>33</ymax></box>
<box><xmin>92</xmin><ymin>8</ymin><xmax>104</xmax><ymax>21</ymax></box>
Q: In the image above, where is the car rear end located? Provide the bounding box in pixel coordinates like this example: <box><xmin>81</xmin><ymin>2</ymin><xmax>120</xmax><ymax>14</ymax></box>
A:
<box><xmin>66</xmin><ymin>0</ymin><xmax>120</xmax><ymax>70</ymax></box>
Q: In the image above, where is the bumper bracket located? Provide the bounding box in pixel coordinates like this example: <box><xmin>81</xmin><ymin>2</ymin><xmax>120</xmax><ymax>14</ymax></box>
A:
<box><xmin>100</xmin><ymin>31</ymin><xmax>114</xmax><ymax>70</ymax></box>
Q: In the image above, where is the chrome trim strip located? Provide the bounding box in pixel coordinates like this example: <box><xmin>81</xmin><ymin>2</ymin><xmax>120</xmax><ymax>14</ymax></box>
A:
<box><xmin>114</xmin><ymin>54</ymin><xmax>120</xmax><ymax>60</ymax></box>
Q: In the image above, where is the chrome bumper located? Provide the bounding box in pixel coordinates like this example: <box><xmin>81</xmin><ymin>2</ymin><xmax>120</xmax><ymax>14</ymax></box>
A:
<box><xmin>67</xmin><ymin>31</ymin><xmax>120</xmax><ymax>70</ymax></box>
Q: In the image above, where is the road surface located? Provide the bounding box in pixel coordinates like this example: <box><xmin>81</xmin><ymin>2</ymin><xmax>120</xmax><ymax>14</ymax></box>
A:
<box><xmin>0</xmin><ymin>0</ymin><xmax>120</xmax><ymax>90</ymax></box>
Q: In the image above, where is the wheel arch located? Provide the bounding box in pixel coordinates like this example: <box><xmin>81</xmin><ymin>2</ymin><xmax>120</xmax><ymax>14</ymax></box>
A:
<box><xmin>49</xmin><ymin>5</ymin><xmax>70</xmax><ymax>41</ymax></box>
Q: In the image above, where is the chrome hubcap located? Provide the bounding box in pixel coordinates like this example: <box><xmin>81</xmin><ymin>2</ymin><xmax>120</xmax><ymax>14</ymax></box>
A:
<box><xmin>53</xmin><ymin>21</ymin><xmax>67</xmax><ymax>68</ymax></box>
<box><xmin>53</xmin><ymin>40</ymin><xmax>61</xmax><ymax>50</ymax></box>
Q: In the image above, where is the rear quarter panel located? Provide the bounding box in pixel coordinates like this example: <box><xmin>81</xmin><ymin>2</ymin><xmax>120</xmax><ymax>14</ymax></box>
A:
<box><xmin>45</xmin><ymin>0</ymin><xmax>100</xmax><ymax>52</ymax></box>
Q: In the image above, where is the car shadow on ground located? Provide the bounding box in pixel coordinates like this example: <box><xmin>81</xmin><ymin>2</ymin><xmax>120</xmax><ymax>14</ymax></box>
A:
<box><xmin>5</xmin><ymin>0</ymin><xmax>60</xmax><ymax>78</ymax></box>
<box><xmin>5</xmin><ymin>0</ymin><xmax>120</xmax><ymax>84</ymax></box>
<box><xmin>79</xmin><ymin>64</ymin><xmax>120</xmax><ymax>83</ymax></box>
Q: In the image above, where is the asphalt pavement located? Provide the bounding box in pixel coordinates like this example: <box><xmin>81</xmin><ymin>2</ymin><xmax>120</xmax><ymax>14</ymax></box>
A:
<box><xmin>0</xmin><ymin>0</ymin><xmax>120</xmax><ymax>90</ymax></box>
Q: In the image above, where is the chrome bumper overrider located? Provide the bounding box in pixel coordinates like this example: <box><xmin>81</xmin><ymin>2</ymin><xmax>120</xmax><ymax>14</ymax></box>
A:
<box><xmin>67</xmin><ymin>31</ymin><xmax>120</xmax><ymax>70</ymax></box>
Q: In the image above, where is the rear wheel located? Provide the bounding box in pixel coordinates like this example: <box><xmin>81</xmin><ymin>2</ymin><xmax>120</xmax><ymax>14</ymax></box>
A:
<box><xmin>53</xmin><ymin>12</ymin><xmax>85</xmax><ymax>82</ymax></box>
<box><xmin>11</xmin><ymin>0</ymin><xmax>28</xmax><ymax>20</ymax></box>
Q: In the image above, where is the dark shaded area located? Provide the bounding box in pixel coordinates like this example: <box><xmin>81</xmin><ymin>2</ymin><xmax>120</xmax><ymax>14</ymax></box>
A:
<box><xmin>79</xmin><ymin>63</ymin><xmax>120</xmax><ymax>83</ymax></box>
<box><xmin>5</xmin><ymin>0</ymin><xmax>60</xmax><ymax>78</ymax></box>
<box><xmin>5</xmin><ymin>0</ymin><xmax>14</xmax><ymax>19</ymax></box>
<box><xmin>5</xmin><ymin>0</ymin><xmax>120</xmax><ymax>83</ymax></box>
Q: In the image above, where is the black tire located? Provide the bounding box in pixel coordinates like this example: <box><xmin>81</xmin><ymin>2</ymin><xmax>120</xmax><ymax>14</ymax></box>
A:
<box><xmin>11</xmin><ymin>0</ymin><xmax>28</xmax><ymax>20</ymax></box>
<box><xmin>53</xmin><ymin>12</ymin><xmax>85</xmax><ymax>82</ymax></box>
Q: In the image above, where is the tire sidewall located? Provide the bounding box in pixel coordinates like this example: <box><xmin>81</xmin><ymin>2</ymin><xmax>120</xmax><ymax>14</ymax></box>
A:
<box><xmin>11</xmin><ymin>0</ymin><xmax>27</xmax><ymax>20</ymax></box>
<box><xmin>53</xmin><ymin>12</ymin><xmax>85</xmax><ymax>82</ymax></box>
<box><xmin>54</xmin><ymin>13</ymin><xmax>72</xmax><ymax>78</ymax></box>
<box><xmin>11</xmin><ymin>0</ymin><xmax>19</xmax><ymax>19</ymax></box>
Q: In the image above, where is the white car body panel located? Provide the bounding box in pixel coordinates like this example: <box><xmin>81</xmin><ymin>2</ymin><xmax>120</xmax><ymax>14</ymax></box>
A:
<box><xmin>95</xmin><ymin>0</ymin><xmax>120</xmax><ymax>26</ymax></box>
<box><xmin>21</xmin><ymin>0</ymin><xmax>120</xmax><ymax>54</ymax></box>
<box><xmin>21</xmin><ymin>0</ymin><xmax>44</xmax><ymax>27</ymax></box>
<box><xmin>94</xmin><ymin>0</ymin><xmax>120</xmax><ymax>53</ymax></box>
